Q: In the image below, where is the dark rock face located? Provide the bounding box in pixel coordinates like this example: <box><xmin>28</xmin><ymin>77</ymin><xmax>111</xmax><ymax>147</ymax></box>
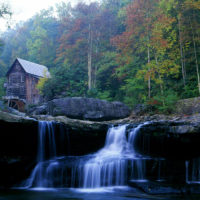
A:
<box><xmin>2</xmin><ymin>109</ymin><xmax>200</xmax><ymax>191</ymax></box>
<box><xmin>30</xmin><ymin>97</ymin><xmax>131</xmax><ymax>121</ymax></box>
<box><xmin>0</xmin><ymin>118</ymin><xmax>108</xmax><ymax>188</ymax></box>
<box><xmin>0</xmin><ymin>120</ymin><xmax>38</xmax><ymax>188</ymax></box>
<box><xmin>131</xmin><ymin>121</ymin><xmax>200</xmax><ymax>159</ymax></box>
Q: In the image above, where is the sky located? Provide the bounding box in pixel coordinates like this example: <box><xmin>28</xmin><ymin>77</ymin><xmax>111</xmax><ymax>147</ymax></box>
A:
<box><xmin>0</xmin><ymin>0</ymin><xmax>92</xmax><ymax>31</ymax></box>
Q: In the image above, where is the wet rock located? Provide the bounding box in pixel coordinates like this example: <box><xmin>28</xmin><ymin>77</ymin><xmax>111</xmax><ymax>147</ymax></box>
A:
<box><xmin>169</xmin><ymin>124</ymin><xmax>199</xmax><ymax>134</ymax></box>
<box><xmin>129</xmin><ymin>180</ymin><xmax>200</xmax><ymax>196</ymax></box>
<box><xmin>132</xmin><ymin>121</ymin><xmax>200</xmax><ymax>159</ymax></box>
<box><xmin>128</xmin><ymin>180</ymin><xmax>182</xmax><ymax>195</ymax></box>
<box><xmin>0</xmin><ymin>156</ymin><xmax>35</xmax><ymax>188</ymax></box>
<box><xmin>0</xmin><ymin>110</ymin><xmax>36</xmax><ymax>124</ymax></box>
<box><xmin>28</xmin><ymin>104</ymin><xmax>48</xmax><ymax>115</ymax></box>
<box><xmin>33</xmin><ymin>115</ymin><xmax>108</xmax><ymax>132</ymax></box>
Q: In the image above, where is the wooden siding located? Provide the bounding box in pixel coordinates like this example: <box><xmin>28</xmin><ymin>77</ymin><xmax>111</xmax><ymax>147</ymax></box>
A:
<box><xmin>6</xmin><ymin>62</ymin><xmax>26</xmax><ymax>100</ymax></box>
<box><xmin>26</xmin><ymin>74</ymin><xmax>40</xmax><ymax>104</ymax></box>
<box><xmin>6</xmin><ymin>61</ymin><xmax>41</xmax><ymax>104</ymax></box>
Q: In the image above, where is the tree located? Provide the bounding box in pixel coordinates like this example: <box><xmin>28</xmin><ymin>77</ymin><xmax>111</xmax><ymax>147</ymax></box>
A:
<box><xmin>176</xmin><ymin>0</ymin><xmax>200</xmax><ymax>95</ymax></box>
<box><xmin>0</xmin><ymin>2</ymin><xmax>12</xmax><ymax>24</ymax></box>
<box><xmin>26</xmin><ymin>8</ymin><xmax>59</xmax><ymax>68</ymax></box>
<box><xmin>112</xmin><ymin>0</ymin><xmax>181</xmax><ymax>107</ymax></box>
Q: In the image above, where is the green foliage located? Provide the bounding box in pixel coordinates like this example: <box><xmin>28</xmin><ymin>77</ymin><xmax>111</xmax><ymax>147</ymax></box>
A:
<box><xmin>96</xmin><ymin>51</ymin><xmax>120</xmax><ymax>100</ymax></box>
<box><xmin>36</xmin><ymin>76</ymin><xmax>48</xmax><ymax>95</ymax></box>
<box><xmin>87</xmin><ymin>89</ymin><xmax>113</xmax><ymax>101</ymax></box>
<box><xmin>181</xmin><ymin>84</ymin><xmax>199</xmax><ymax>99</ymax></box>
<box><xmin>121</xmin><ymin>78</ymin><xmax>146</xmax><ymax>107</ymax></box>
<box><xmin>152</xmin><ymin>90</ymin><xmax>179</xmax><ymax>113</ymax></box>
<box><xmin>87</xmin><ymin>88</ymin><xmax>98</xmax><ymax>98</ymax></box>
<box><xmin>41</xmin><ymin>63</ymin><xmax>87</xmax><ymax>100</ymax></box>
<box><xmin>0</xmin><ymin>77</ymin><xmax>6</xmax><ymax>98</ymax></box>
<box><xmin>0</xmin><ymin>0</ymin><xmax>200</xmax><ymax>114</ymax></box>
<box><xmin>26</xmin><ymin>9</ymin><xmax>59</xmax><ymax>67</ymax></box>
<box><xmin>96</xmin><ymin>91</ymin><xmax>113</xmax><ymax>101</ymax></box>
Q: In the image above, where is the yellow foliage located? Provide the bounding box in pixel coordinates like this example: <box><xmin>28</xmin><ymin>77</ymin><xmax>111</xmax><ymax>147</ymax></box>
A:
<box><xmin>36</xmin><ymin>70</ymin><xmax>49</xmax><ymax>94</ymax></box>
<box><xmin>36</xmin><ymin>77</ymin><xmax>48</xmax><ymax>94</ymax></box>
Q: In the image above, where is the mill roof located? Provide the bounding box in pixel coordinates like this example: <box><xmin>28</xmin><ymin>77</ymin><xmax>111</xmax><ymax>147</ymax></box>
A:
<box><xmin>7</xmin><ymin>58</ymin><xmax>51</xmax><ymax>78</ymax></box>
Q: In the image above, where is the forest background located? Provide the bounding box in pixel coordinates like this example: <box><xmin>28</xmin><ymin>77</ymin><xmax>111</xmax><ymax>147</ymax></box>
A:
<box><xmin>0</xmin><ymin>0</ymin><xmax>200</xmax><ymax>113</ymax></box>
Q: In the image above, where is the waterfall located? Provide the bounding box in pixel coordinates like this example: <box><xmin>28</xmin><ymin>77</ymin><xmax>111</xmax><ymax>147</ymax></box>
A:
<box><xmin>21</xmin><ymin>120</ymin><xmax>200</xmax><ymax>190</ymax></box>
<box><xmin>82</xmin><ymin>125</ymin><xmax>128</xmax><ymax>188</ymax></box>
<box><xmin>37</xmin><ymin>121</ymin><xmax>57</xmax><ymax>162</ymax></box>
<box><xmin>25</xmin><ymin>121</ymin><xmax>58</xmax><ymax>188</ymax></box>
<box><xmin>81</xmin><ymin>123</ymin><xmax>148</xmax><ymax>188</ymax></box>
<box><xmin>128</xmin><ymin>123</ymin><xmax>145</xmax><ymax>155</ymax></box>
<box><xmin>25</xmin><ymin>121</ymin><xmax>150</xmax><ymax>189</ymax></box>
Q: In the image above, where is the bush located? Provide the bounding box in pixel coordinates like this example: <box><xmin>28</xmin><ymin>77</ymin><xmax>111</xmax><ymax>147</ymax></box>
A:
<box><xmin>149</xmin><ymin>90</ymin><xmax>179</xmax><ymax>114</ymax></box>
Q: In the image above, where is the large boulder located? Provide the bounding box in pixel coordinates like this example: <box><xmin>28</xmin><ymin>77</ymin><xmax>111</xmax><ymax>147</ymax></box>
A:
<box><xmin>175</xmin><ymin>97</ymin><xmax>200</xmax><ymax>115</ymax></box>
<box><xmin>36</xmin><ymin>97</ymin><xmax>131</xmax><ymax>121</ymax></box>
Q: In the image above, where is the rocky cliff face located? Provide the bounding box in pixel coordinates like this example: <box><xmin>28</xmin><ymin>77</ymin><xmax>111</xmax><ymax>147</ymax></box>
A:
<box><xmin>131</xmin><ymin>121</ymin><xmax>200</xmax><ymax>159</ymax></box>
<box><xmin>0</xmin><ymin>111</ymin><xmax>108</xmax><ymax>188</ymax></box>
<box><xmin>1</xmin><ymin>109</ymin><xmax>200</xmax><ymax>191</ymax></box>
<box><xmin>2</xmin><ymin>110</ymin><xmax>200</xmax><ymax>159</ymax></box>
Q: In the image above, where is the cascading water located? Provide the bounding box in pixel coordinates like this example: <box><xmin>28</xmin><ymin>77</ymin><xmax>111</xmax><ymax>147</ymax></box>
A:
<box><xmin>82</xmin><ymin>123</ymin><xmax>149</xmax><ymax>188</ymax></box>
<box><xmin>25</xmin><ymin>121</ymin><xmax>59</xmax><ymax>188</ymax></box>
<box><xmin>82</xmin><ymin>125</ymin><xmax>128</xmax><ymax>188</ymax></box>
<box><xmin>25</xmin><ymin>121</ymin><xmax>164</xmax><ymax>189</ymax></box>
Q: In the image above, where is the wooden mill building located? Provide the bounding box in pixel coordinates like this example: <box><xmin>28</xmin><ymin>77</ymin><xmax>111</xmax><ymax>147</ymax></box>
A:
<box><xmin>3</xmin><ymin>58</ymin><xmax>50</xmax><ymax>111</ymax></box>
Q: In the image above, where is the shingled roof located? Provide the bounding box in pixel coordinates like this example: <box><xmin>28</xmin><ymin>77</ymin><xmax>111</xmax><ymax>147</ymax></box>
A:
<box><xmin>17</xmin><ymin>58</ymin><xmax>50</xmax><ymax>78</ymax></box>
<box><xmin>7</xmin><ymin>58</ymin><xmax>50</xmax><ymax>78</ymax></box>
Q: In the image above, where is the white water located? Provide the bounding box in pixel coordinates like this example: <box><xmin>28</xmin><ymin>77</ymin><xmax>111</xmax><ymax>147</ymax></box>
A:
<box><xmin>83</xmin><ymin>125</ymin><xmax>128</xmax><ymax>188</ymax></box>
<box><xmin>25</xmin><ymin>122</ymin><xmax>150</xmax><ymax>189</ymax></box>
<box><xmin>82</xmin><ymin>123</ymin><xmax>148</xmax><ymax>188</ymax></box>
<box><xmin>25</xmin><ymin>121</ymin><xmax>57</xmax><ymax>188</ymax></box>
<box><xmin>22</xmin><ymin>120</ymin><xmax>200</xmax><ymax>189</ymax></box>
<box><xmin>128</xmin><ymin>123</ymin><xmax>146</xmax><ymax>155</ymax></box>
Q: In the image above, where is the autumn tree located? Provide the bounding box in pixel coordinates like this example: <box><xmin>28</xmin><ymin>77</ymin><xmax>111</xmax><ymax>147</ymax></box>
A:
<box><xmin>1</xmin><ymin>0</ymin><xmax>200</xmax><ymax>109</ymax></box>
<box><xmin>112</xmin><ymin>0</ymin><xmax>180</xmax><ymax>107</ymax></box>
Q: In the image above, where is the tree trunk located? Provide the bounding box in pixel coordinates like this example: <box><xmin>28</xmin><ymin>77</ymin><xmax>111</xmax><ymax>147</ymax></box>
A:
<box><xmin>147</xmin><ymin>9</ymin><xmax>151</xmax><ymax>99</ymax></box>
<box><xmin>183</xmin><ymin>48</ymin><xmax>186</xmax><ymax>79</ymax></box>
<box><xmin>178</xmin><ymin>15</ymin><xmax>186</xmax><ymax>87</ymax></box>
<box><xmin>88</xmin><ymin>24</ymin><xmax>93</xmax><ymax>90</ymax></box>
<box><xmin>147</xmin><ymin>45</ymin><xmax>151</xmax><ymax>99</ymax></box>
<box><xmin>93</xmin><ymin>45</ymin><xmax>98</xmax><ymax>88</ymax></box>
<box><xmin>93</xmin><ymin>33</ymin><xmax>99</xmax><ymax>89</ymax></box>
<box><xmin>155</xmin><ymin>55</ymin><xmax>165</xmax><ymax>106</ymax></box>
<box><xmin>190</xmin><ymin>17</ymin><xmax>200</xmax><ymax>94</ymax></box>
